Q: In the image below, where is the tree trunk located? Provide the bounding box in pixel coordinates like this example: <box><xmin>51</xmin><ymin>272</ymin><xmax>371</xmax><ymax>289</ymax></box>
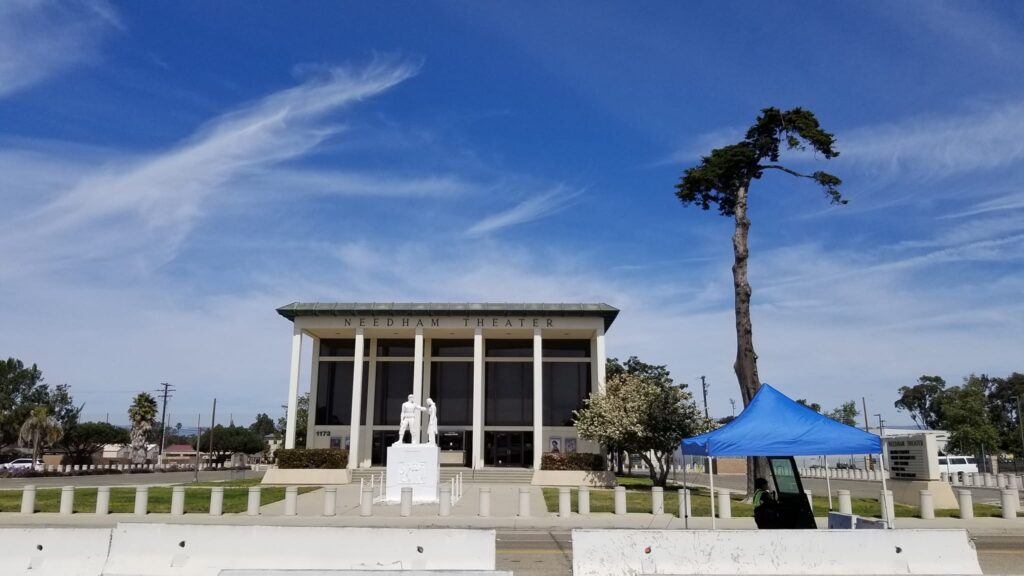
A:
<box><xmin>639</xmin><ymin>452</ymin><xmax>659</xmax><ymax>486</ymax></box>
<box><xmin>731</xmin><ymin>182</ymin><xmax>770</xmax><ymax>495</ymax></box>
<box><xmin>32</xmin><ymin>435</ymin><xmax>40</xmax><ymax>467</ymax></box>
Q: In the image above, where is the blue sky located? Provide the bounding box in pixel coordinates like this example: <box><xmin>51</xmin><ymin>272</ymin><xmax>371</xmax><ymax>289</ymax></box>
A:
<box><xmin>2</xmin><ymin>1</ymin><xmax>1023</xmax><ymax>427</ymax></box>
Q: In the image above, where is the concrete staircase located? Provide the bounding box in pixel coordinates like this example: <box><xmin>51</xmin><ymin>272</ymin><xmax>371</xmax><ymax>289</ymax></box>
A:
<box><xmin>350</xmin><ymin>467</ymin><xmax>534</xmax><ymax>484</ymax></box>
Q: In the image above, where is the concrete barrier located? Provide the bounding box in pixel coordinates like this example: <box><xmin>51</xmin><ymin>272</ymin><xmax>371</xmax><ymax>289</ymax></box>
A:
<box><xmin>559</xmin><ymin>487</ymin><xmax>571</xmax><ymax>517</ymax></box>
<box><xmin>579</xmin><ymin>486</ymin><xmax>590</xmax><ymax>515</ymax></box>
<box><xmin>652</xmin><ymin>486</ymin><xmax>664</xmax><ymax>515</ymax></box>
<box><xmin>134</xmin><ymin>486</ymin><xmax>148</xmax><ymax>516</ymax></box>
<box><xmin>517</xmin><ymin>487</ymin><xmax>530</xmax><ymax>517</ymax></box>
<box><xmin>837</xmin><ymin>489</ymin><xmax>852</xmax><ymax>514</ymax></box>
<box><xmin>0</xmin><ymin>527</ymin><xmax>112</xmax><ymax>576</ymax></box>
<box><xmin>59</xmin><ymin>486</ymin><xmax>74</xmax><ymax>515</ymax></box>
<box><xmin>478</xmin><ymin>486</ymin><xmax>490</xmax><ymax>517</ymax></box>
<box><xmin>103</xmin><ymin>524</ymin><xmax>497</xmax><ymax>575</ymax></box>
<box><xmin>246</xmin><ymin>487</ymin><xmax>260</xmax><ymax>516</ymax></box>
<box><xmin>1001</xmin><ymin>489</ymin><xmax>1018</xmax><ymax>519</ymax></box>
<box><xmin>439</xmin><ymin>484</ymin><xmax>451</xmax><ymax>517</ymax></box>
<box><xmin>20</xmin><ymin>485</ymin><xmax>35</xmax><ymax>514</ymax></box>
<box><xmin>571</xmin><ymin>529</ymin><xmax>982</xmax><ymax>575</ymax></box>
<box><xmin>920</xmin><ymin>490</ymin><xmax>934</xmax><ymax>519</ymax></box>
<box><xmin>209</xmin><ymin>487</ymin><xmax>224</xmax><ymax>516</ymax></box>
<box><xmin>958</xmin><ymin>489</ymin><xmax>974</xmax><ymax>520</ymax></box>
<box><xmin>171</xmin><ymin>486</ymin><xmax>185</xmax><ymax>516</ymax></box>
<box><xmin>96</xmin><ymin>486</ymin><xmax>110</xmax><ymax>515</ymax></box>
<box><xmin>717</xmin><ymin>489</ymin><xmax>731</xmax><ymax>519</ymax></box>
<box><xmin>323</xmin><ymin>486</ymin><xmax>337</xmax><ymax>517</ymax></box>
<box><xmin>614</xmin><ymin>486</ymin><xmax>626</xmax><ymax>515</ymax></box>
<box><xmin>284</xmin><ymin>486</ymin><xmax>298</xmax><ymax>516</ymax></box>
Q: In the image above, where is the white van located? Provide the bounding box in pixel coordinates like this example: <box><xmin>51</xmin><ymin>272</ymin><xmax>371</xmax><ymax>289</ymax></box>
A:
<box><xmin>938</xmin><ymin>455</ymin><xmax>979</xmax><ymax>476</ymax></box>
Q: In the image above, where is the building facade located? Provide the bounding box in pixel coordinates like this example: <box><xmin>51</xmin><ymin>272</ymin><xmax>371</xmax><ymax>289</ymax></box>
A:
<box><xmin>278</xmin><ymin>303</ymin><xmax>617</xmax><ymax>469</ymax></box>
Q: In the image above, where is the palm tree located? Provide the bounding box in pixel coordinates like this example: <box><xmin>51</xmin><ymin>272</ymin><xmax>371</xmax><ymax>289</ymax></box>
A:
<box><xmin>128</xmin><ymin>393</ymin><xmax>158</xmax><ymax>465</ymax></box>
<box><xmin>19</xmin><ymin>406</ymin><xmax>62</xmax><ymax>467</ymax></box>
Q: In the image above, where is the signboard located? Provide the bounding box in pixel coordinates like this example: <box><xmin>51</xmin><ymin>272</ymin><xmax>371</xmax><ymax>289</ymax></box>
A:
<box><xmin>885</xmin><ymin>433</ymin><xmax>939</xmax><ymax>481</ymax></box>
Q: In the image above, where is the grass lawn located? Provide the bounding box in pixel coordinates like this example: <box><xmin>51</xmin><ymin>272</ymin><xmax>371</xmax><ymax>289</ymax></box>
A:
<box><xmin>542</xmin><ymin>475</ymin><xmax>1017</xmax><ymax>518</ymax></box>
<box><xmin>0</xmin><ymin>480</ymin><xmax>317</xmax><ymax>514</ymax></box>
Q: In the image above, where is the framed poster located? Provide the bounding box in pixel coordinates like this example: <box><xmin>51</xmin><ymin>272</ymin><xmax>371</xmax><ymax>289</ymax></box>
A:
<box><xmin>549</xmin><ymin>437</ymin><xmax>562</xmax><ymax>454</ymax></box>
<box><xmin>565</xmin><ymin>438</ymin><xmax>577</xmax><ymax>453</ymax></box>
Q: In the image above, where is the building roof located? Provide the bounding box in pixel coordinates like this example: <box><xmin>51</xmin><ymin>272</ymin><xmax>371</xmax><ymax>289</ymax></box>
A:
<box><xmin>165</xmin><ymin>444</ymin><xmax>196</xmax><ymax>453</ymax></box>
<box><xmin>277</xmin><ymin>302</ymin><xmax>619</xmax><ymax>330</ymax></box>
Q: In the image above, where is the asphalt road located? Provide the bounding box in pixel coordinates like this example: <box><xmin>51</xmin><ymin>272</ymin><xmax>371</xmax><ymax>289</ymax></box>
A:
<box><xmin>496</xmin><ymin>529</ymin><xmax>1024</xmax><ymax>575</ymax></box>
<box><xmin>0</xmin><ymin>470</ymin><xmax>256</xmax><ymax>488</ymax></box>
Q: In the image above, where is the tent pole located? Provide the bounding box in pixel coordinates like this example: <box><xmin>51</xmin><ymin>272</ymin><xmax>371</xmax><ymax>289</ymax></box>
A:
<box><xmin>878</xmin><ymin>447</ymin><xmax>894</xmax><ymax>529</ymax></box>
<box><xmin>824</xmin><ymin>455</ymin><xmax>833</xmax><ymax>510</ymax></box>
<box><xmin>682</xmin><ymin>455</ymin><xmax>689</xmax><ymax>529</ymax></box>
<box><xmin>709</xmin><ymin>456</ymin><xmax>716</xmax><ymax>530</ymax></box>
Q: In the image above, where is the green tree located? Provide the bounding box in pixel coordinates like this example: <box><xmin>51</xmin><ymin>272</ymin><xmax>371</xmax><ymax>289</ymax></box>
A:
<box><xmin>249</xmin><ymin>412</ymin><xmax>277</xmax><ymax>437</ymax></box>
<box><xmin>60</xmin><ymin>422</ymin><xmax>130</xmax><ymax>465</ymax></box>
<box><xmin>18</xmin><ymin>406</ymin><xmax>62</xmax><ymax>465</ymax></box>
<box><xmin>675</xmin><ymin>107</ymin><xmax>844</xmax><ymax>494</ymax></box>
<box><xmin>826</xmin><ymin>400</ymin><xmax>859</xmax><ymax>427</ymax></box>
<box><xmin>894</xmin><ymin>375</ymin><xmax>947</xmax><ymax>429</ymax></box>
<box><xmin>127</xmin><ymin>393</ymin><xmax>158</xmax><ymax>464</ymax></box>
<box><xmin>277</xmin><ymin>393</ymin><xmax>309</xmax><ymax>447</ymax></box>
<box><xmin>1</xmin><ymin>359</ymin><xmax>49</xmax><ymax>451</ymax></box>
<box><xmin>575</xmin><ymin>365</ymin><xmax>707</xmax><ymax>486</ymax></box>
<box><xmin>942</xmin><ymin>375</ymin><xmax>999</xmax><ymax>456</ymax></box>
<box><xmin>796</xmin><ymin>399</ymin><xmax>822</xmax><ymax>413</ymax></box>
<box><xmin>194</xmin><ymin>425</ymin><xmax>265</xmax><ymax>464</ymax></box>
<box><xmin>984</xmin><ymin>372</ymin><xmax>1024</xmax><ymax>456</ymax></box>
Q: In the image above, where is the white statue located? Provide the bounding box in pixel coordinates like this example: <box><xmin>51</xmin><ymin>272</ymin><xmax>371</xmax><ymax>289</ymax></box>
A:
<box><xmin>395</xmin><ymin>394</ymin><xmax>425</xmax><ymax>445</ymax></box>
<box><xmin>424</xmin><ymin>398</ymin><xmax>438</xmax><ymax>445</ymax></box>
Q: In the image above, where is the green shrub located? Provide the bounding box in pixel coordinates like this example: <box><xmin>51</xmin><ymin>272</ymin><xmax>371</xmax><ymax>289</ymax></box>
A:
<box><xmin>541</xmin><ymin>452</ymin><xmax>603</xmax><ymax>471</ymax></box>
<box><xmin>275</xmin><ymin>448</ymin><xmax>348</xmax><ymax>469</ymax></box>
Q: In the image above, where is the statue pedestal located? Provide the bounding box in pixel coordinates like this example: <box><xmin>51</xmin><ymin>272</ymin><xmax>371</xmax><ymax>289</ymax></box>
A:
<box><xmin>385</xmin><ymin>444</ymin><xmax>440</xmax><ymax>504</ymax></box>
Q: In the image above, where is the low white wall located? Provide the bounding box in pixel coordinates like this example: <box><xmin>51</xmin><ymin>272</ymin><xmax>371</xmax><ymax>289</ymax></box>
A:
<box><xmin>104</xmin><ymin>524</ymin><xmax>495</xmax><ymax>576</ymax></box>
<box><xmin>261</xmin><ymin>468</ymin><xmax>350</xmax><ymax>485</ymax></box>
<box><xmin>0</xmin><ymin>527</ymin><xmax>111</xmax><ymax>576</ymax></box>
<box><xmin>571</xmin><ymin>529</ymin><xmax>981</xmax><ymax>576</ymax></box>
<box><xmin>532</xmin><ymin>470</ymin><xmax>616</xmax><ymax>487</ymax></box>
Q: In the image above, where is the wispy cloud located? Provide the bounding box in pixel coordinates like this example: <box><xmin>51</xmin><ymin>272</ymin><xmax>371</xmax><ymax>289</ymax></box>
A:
<box><xmin>0</xmin><ymin>0</ymin><xmax>120</xmax><ymax>98</ymax></box>
<box><xmin>238</xmin><ymin>168</ymin><xmax>473</xmax><ymax>199</ymax></box>
<box><xmin>465</xmin><ymin>185</ymin><xmax>582</xmax><ymax>236</ymax></box>
<box><xmin>0</xmin><ymin>59</ymin><xmax>419</xmax><ymax>276</ymax></box>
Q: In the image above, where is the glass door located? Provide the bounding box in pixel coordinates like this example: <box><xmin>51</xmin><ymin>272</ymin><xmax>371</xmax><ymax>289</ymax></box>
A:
<box><xmin>768</xmin><ymin>456</ymin><xmax>817</xmax><ymax>529</ymax></box>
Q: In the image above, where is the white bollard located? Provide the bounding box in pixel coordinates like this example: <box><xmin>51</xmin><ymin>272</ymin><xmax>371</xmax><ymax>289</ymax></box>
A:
<box><xmin>21</xmin><ymin>485</ymin><xmax>36</xmax><ymax>515</ymax></box>
<box><xmin>439</xmin><ymin>483</ymin><xmax>452</xmax><ymax>516</ymax></box>
<box><xmin>134</xmin><ymin>486</ymin><xmax>148</xmax><ymax>516</ymax></box>
<box><xmin>559</xmin><ymin>487</ymin><xmax>571</xmax><ymax>517</ymax></box>
<box><xmin>680</xmin><ymin>488</ymin><xmax>692</xmax><ymax>519</ymax></box>
<box><xmin>958</xmin><ymin>489</ymin><xmax>974</xmax><ymax>520</ymax></box>
<box><xmin>209</xmin><ymin>487</ymin><xmax>224</xmax><ymax>516</ymax></box>
<box><xmin>96</xmin><ymin>486</ymin><xmax>110</xmax><ymax>515</ymax></box>
<box><xmin>940</xmin><ymin>472</ymin><xmax>948</xmax><ymax>483</ymax></box>
<box><xmin>518</xmin><ymin>487</ymin><xmax>531</xmax><ymax>517</ymax></box>
<box><xmin>579</xmin><ymin>486</ymin><xmax>590</xmax><ymax>515</ymax></box>
<box><xmin>1001</xmin><ymin>489</ymin><xmax>1018</xmax><ymax>520</ymax></box>
<box><xmin>804</xmin><ymin>490</ymin><xmax>813</xmax><ymax>510</ymax></box>
<box><xmin>718</xmin><ymin>489</ymin><xmax>732</xmax><ymax>519</ymax></box>
<box><xmin>614</xmin><ymin>486</ymin><xmax>626</xmax><ymax>515</ymax></box>
<box><xmin>323</xmin><ymin>486</ymin><xmax>337</xmax><ymax>516</ymax></box>
<box><xmin>919</xmin><ymin>490</ymin><xmax>934</xmax><ymax>520</ymax></box>
<box><xmin>284</xmin><ymin>486</ymin><xmax>298</xmax><ymax>516</ymax></box>
<box><xmin>838</xmin><ymin>489</ymin><xmax>852</xmax><ymax>514</ymax></box>
<box><xmin>171</xmin><ymin>486</ymin><xmax>185</xmax><ymax>515</ymax></box>
<box><xmin>247</xmin><ymin>486</ymin><xmax>261</xmax><ymax>516</ymax></box>
<box><xmin>986</xmin><ymin>473</ymin><xmax>996</xmax><ymax>488</ymax></box>
<box><xmin>60</xmin><ymin>486</ymin><xmax>74</xmax><ymax>515</ymax></box>
<box><xmin>400</xmin><ymin>487</ymin><xmax>412</xmax><ymax>517</ymax></box>
<box><xmin>880</xmin><ymin>489</ymin><xmax>894</xmax><ymax>524</ymax></box>
<box><xmin>652</xmin><ymin>486</ymin><xmax>664</xmax><ymax>515</ymax></box>
<box><xmin>360</xmin><ymin>485</ymin><xmax>373</xmax><ymax>517</ymax></box>
<box><xmin>478</xmin><ymin>486</ymin><xmax>491</xmax><ymax>517</ymax></box>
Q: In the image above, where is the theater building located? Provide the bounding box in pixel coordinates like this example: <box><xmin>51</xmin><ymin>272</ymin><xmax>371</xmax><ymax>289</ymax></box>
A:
<box><xmin>278</xmin><ymin>303</ymin><xmax>617</xmax><ymax>469</ymax></box>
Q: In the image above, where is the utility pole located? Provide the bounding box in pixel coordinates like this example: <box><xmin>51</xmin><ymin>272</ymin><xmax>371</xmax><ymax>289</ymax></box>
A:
<box><xmin>862</xmin><ymin>397</ymin><xmax>873</xmax><ymax>469</ymax></box>
<box><xmin>209</xmin><ymin>398</ymin><xmax>217</xmax><ymax>468</ymax></box>
<box><xmin>1017</xmin><ymin>395</ymin><xmax>1023</xmax><ymax>463</ymax></box>
<box><xmin>700</xmin><ymin>376</ymin><xmax>709</xmax><ymax>419</ymax></box>
<box><xmin>156</xmin><ymin>382</ymin><xmax>175</xmax><ymax>456</ymax></box>
<box><xmin>193</xmin><ymin>413</ymin><xmax>201</xmax><ymax>483</ymax></box>
<box><xmin>729</xmin><ymin>398</ymin><xmax>736</xmax><ymax>418</ymax></box>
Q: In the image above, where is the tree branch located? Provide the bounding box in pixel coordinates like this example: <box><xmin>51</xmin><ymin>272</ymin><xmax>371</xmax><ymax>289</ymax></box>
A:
<box><xmin>759</xmin><ymin>164</ymin><xmax>818</xmax><ymax>180</ymax></box>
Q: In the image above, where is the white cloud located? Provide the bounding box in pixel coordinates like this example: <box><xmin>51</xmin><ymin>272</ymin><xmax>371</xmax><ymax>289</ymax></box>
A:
<box><xmin>0</xmin><ymin>0</ymin><xmax>120</xmax><ymax>98</ymax></box>
<box><xmin>0</xmin><ymin>59</ymin><xmax>420</xmax><ymax>277</ymax></box>
<box><xmin>465</xmin><ymin>185</ymin><xmax>581</xmax><ymax>236</ymax></box>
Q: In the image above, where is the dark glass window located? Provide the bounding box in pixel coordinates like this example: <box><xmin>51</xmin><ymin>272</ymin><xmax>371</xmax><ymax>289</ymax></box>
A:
<box><xmin>431</xmin><ymin>339</ymin><xmax>474</xmax><ymax>357</ymax></box>
<box><xmin>431</xmin><ymin>362</ymin><xmax>472</xmax><ymax>425</ymax></box>
<box><xmin>485</xmin><ymin>362</ymin><xmax>533</xmax><ymax>425</ymax></box>
<box><xmin>542</xmin><ymin>339</ymin><xmax>591</xmax><ymax>358</ymax></box>
<box><xmin>315</xmin><ymin>361</ymin><xmax>368</xmax><ymax>425</ymax></box>
<box><xmin>320</xmin><ymin>339</ymin><xmax>356</xmax><ymax>357</ymax></box>
<box><xmin>374</xmin><ymin>362</ymin><xmax>414</xmax><ymax>425</ymax></box>
<box><xmin>543</xmin><ymin>363</ymin><xmax>591</xmax><ymax>425</ymax></box>
<box><xmin>377</xmin><ymin>339</ymin><xmax>415</xmax><ymax>357</ymax></box>
<box><xmin>485</xmin><ymin>339</ymin><xmax>533</xmax><ymax>357</ymax></box>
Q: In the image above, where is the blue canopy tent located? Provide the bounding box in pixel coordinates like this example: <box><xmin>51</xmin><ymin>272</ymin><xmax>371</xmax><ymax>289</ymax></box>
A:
<box><xmin>679</xmin><ymin>384</ymin><xmax>885</xmax><ymax>528</ymax></box>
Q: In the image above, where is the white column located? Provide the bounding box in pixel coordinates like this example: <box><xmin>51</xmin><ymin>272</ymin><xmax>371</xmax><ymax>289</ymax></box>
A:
<box><xmin>472</xmin><ymin>327</ymin><xmax>484</xmax><ymax>469</ymax></box>
<box><xmin>347</xmin><ymin>328</ymin><xmax>365</xmax><ymax>469</ymax></box>
<box><xmin>533</xmin><ymin>327</ymin><xmax>543</xmax><ymax>469</ymax></box>
<box><xmin>595</xmin><ymin>323</ymin><xmax>607</xmax><ymax>394</ymax></box>
<box><xmin>361</xmin><ymin>337</ymin><xmax>377</xmax><ymax>467</ymax></box>
<box><xmin>412</xmin><ymin>327</ymin><xmax>425</xmax><ymax>443</ymax></box>
<box><xmin>284</xmin><ymin>325</ymin><xmax>304</xmax><ymax>449</ymax></box>
<box><xmin>305</xmin><ymin>335</ymin><xmax>320</xmax><ymax>449</ymax></box>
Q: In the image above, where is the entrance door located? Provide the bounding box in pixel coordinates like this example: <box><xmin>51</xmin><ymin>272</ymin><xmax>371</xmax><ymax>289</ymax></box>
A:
<box><xmin>485</xmin><ymin>432</ymin><xmax>533</xmax><ymax>467</ymax></box>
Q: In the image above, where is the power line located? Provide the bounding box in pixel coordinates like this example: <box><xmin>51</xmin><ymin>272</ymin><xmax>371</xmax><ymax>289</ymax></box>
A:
<box><xmin>156</xmin><ymin>382</ymin><xmax>176</xmax><ymax>456</ymax></box>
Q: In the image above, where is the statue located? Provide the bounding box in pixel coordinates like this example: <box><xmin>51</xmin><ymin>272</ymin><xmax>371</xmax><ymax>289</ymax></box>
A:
<box><xmin>395</xmin><ymin>394</ymin><xmax>425</xmax><ymax>445</ymax></box>
<box><xmin>424</xmin><ymin>398</ymin><xmax>438</xmax><ymax>445</ymax></box>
